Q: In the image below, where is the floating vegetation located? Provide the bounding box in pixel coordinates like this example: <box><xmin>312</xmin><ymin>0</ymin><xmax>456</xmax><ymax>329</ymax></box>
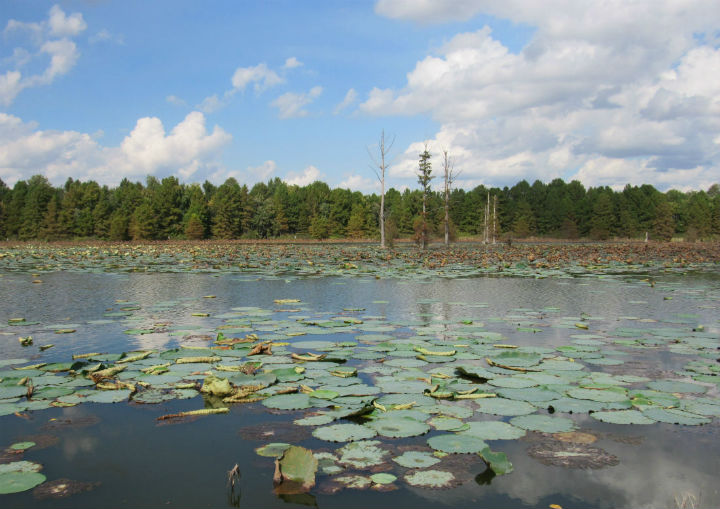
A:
<box><xmin>32</xmin><ymin>479</ymin><xmax>100</xmax><ymax>500</ymax></box>
<box><xmin>527</xmin><ymin>441</ymin><xmax>620</xmax><ymax>469</ymax></box>
<box><xmin>0</xmin><ymin>242</ymin><xmax>719</xmax><ymax>504</ymax></box>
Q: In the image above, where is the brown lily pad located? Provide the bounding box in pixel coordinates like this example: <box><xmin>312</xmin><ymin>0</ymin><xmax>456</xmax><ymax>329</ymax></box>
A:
<box><xmin>33</xmin><ymin>478</ymin><xmax>100</xmax><ymax>499</ymax></box>
<box><xmin>527</xmin><ymin>442</ymin><xmax>619</xmax><ymax>469</ymax></box>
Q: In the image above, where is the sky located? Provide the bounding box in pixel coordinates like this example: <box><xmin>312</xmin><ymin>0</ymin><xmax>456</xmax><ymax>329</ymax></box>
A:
<box><xmin>1</xmin><ymin>0</ymin><xmax>719</xmax><ymax>193</ymax></box>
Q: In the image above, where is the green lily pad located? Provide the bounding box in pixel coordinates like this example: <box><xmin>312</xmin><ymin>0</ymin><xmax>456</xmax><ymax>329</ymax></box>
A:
<box><xmin>392</xmin><ymin>451</ymin><xmax>441</xmax><ymax>469</ymax></box>
<box><xmin>370</xmin><ymin>473</ymin><xmax>396</xmax><ymax>485</ymax></box>
<box><xmin>366</xmin><ymin>416</ymin><xmax>431</xmax><ymax>438</ymax></box>
<box><xmin>590</xmin><ymin>410</ymin><xmax>656</xmax><ymax>425</ymax></box>
<box><xmin>255</xmin><ymin>443</ymin><xmax>291</xmax><ymax>458</ymax></box>
<box><xmin>9</xmin><ymin>442</ymin><xmax>35</xmax><ymax>451</ymax></box>
<box><xmin>428</xmin><ymin>415</ymin><xmax>468</xmax><ymax>431</ymax></box>
<box><xmin>312</xmin><ymin>423</ymin><xmax>377</xmax><ymax>442</ymax></box>
<box><xmin>85</xmin><ymin>389</ymin><xmax>132</xmax><ymax>403</ymax></box>
<box><xmin>0</xmin><ymin>461</ymin><xmax>42</xmax><ymax>474</ymax></box>
<box><xmin>460</xmin><ymin>421</ymin><xmax>525</xmax><ymax>440</ymax></box>
<box><xmin>0</xmin><ymin>471</ymin><xmax>47</xmax><ymax>494</ymax></box>
<box><xmin>427</xmin><ymin>434</ymin><xmax>487</xmax><ymax>454</ymax></box>
<box><xmin>646</xmin><ymin>380</ymin><xmax>707</xmax><ymax>394</ymax></box>
<box><xmin>262</xmin><ymin>393</ymin><xmax>313</xmax><ymax>410</ymax></box>
<box><xmin>509</xmin><ymin>414</ymin><xmax>576</xmax><ymax>433</ymax></box>
<box><xmin>567</xmin><ymin>387</ymin><xmax>629</xmax><ymax>403</ymax></box>
<box><xmin>276</xmin><ymin>446</ymin><xmax>318</xmax><ymax>491</ymax></box>
<box><xmin>474</xmin><ymin>398</ymin><xmax>537</xmax><ymax>416</ymax></box>
<box><xmin>641</xmin><ymin>407</ymin><xmax>711</xmax><ymax>425</ymax></box>
<box><xmin>478</xmin><ymin>446</ymin><xmax>514</xmax><ymax>475</ymax></box>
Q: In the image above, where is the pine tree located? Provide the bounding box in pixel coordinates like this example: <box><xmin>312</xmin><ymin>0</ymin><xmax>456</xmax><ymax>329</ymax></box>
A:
<box><xmin>653</xmin><ymin>200</ymin><xmax>675</xmax><ymax>241</ymax></box>
<box><xmin>416</xmin><ymin>144</ymin><xmax>433</xmax><ymax>249</ymax></box>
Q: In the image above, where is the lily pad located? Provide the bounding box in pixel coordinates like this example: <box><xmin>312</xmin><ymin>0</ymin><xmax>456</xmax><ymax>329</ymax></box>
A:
<box><xmin>370</xmin><ymin>473</ymin><xmax>396</xmax><ymax>485</ymax></box>
<box><xmin>263</xmin><ymin>393</ymin><xmax>313</xmax><ymax>410</ymax></box>
<box><xmin>474</xmin><ymin>398</ymin><xmax>537</xmax><ymax>416</ymax></box>
<box><xmin>509</xmin><ymin>414</ymin><xmax>576</xmax><ymax>433</ymax></box>
<box><xmin>366</xmin><ymin>416</ymin><xmax>431</xmax><ymax>438</ymax></box>
<box><xmin>0</xmin><ymin>471</ymin><xmax>47</xmax><ymax>494</ymax></box>
<box><xmin>641</xmin><ymin>407</ymin><xmax>711</xmax><ymax>425</ymax></box>
<box><xmin>590</xmin><ymin>410</ymin><xmax>656</xmax><ymax>425</ymax></box>
<box><xmin>404</xmin><ymin>469</ymin><xmax>456</xmax><ymax>488</ymax></box>
<box><xmin>312</xmin><ymin>423</ymin><xmax>377</xmax><ymax>442</ymax></box>
<box><xmin>460</xmin><ymin>421</ymin><xmax>525</xmax><ymax>440</ymax></box>
<box><xmin>336</xmin><ymin>440</ymin><xmax>389</xmax><ymax>469</ymax></box>
<box><xmin>256</xmin><ymin>443</ymin><xmax>291</xmax><ymax>458</ymax></box>
<box><xmin>427</xmin><ymin>434</ymin><xmax>487</xmax><ymax>454</ymax></box>
<box><xmin>393</xmin><ymin>451</ymin><xmax>441</xmax><ymax>469</ymax></box>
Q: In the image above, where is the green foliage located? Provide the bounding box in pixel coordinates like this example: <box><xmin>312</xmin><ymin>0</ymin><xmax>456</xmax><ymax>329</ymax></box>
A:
<box><xmin>0</xmin><ymin>173</ymin><xmax>716</xmax><ymax>242</ymax></box>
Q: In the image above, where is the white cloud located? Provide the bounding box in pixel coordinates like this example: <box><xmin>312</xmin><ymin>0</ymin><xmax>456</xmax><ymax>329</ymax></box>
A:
<box><xmin>197</xmin><ymin>94</ymin><xmax>225</xmax><ymax>113</ymax></box>
<box><xmin>1</xmin><ymin>5</ymin><xmax>85</xmax><ymax>106</ymax></box>
<box><xmin>339</xmin><ymin>173</ymin><xmax>377</xmax><ymax>192</ymax></box>
<box><xmin>48</xmin><ymin>4</ymin><xmax>86</xmax><ymax>37</ymax></box>
<box><xmin>0</xmin><ymin>112</ymin><xmax>231</xmax><ymax>186</ymax></box>
<box><xmin>283</xmin><ymin>165</ymin><xmax>322</xmax><ymax>186</ymax></box>
<box><xmin>89</xmin><ymin>28</ymin><xmax>124</xmax><ymax>45</ymax></box>
<box><xmin>249</xmin><ymin>160</ymin><xmax>278</xmax><ymax>181</ymax></box>
<box><xmin>210</xmin><ymin>159</ymin><xmax>278</xmax><ymax>185</ymax></box>
<box><xmin>364</xmin><ymin>1</ymin><xmax>720</xmax><ymax>190</ymax></box>
<box><xmin>166</xmin><ymin>94</ymin><xmax>187</xmax><ymax>106</ymax></box>
<box><xmin>271</xmin><ymin>86</ymin><xmax>323</xmax><ymax>119</ymax></box>
<box><xmin>231</xmin><ymin>63</ymin><xmax>284</xmax><ymax>92</ymax></box>
<box><xmin>333</xmin><ymin>88</ymin><xmax>357</xmax><ymax>114</ymax></box>
<box><xmin>284</xmin><ymin>57</ymin><xmax>303</xmax><ymax>69</ymax></box>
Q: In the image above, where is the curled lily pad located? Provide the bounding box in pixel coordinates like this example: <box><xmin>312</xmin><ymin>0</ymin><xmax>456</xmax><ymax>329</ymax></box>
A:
<box><xmin>312</xmin><ymin>423</ymin><xmax>377</xmax><ymax>442</ymax></box>
<box><xmin>404</xmin><ymin>469</ymin><xmax>456</xmax><ymax>489</ymax></box>
<box><xmin>274</xmin><ymin>445</ymin><xmax>318</xmax><ymax>492</ymax></box>
<box><xmin>478</xmin><ymin>446</ymin><xmax>514</xmax><ymax>475</ymax></box>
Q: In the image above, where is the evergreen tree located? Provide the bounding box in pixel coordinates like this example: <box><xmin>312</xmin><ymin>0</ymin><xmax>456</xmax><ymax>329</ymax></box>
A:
<box><xmin>416</xmin><ymin>145</ymin><xmax>433</xmax><ymax>249</ymax></box>
<box><xmin>653</xmin><ymin>200</ymin><xmax>675</xmax><ymax>241</ymax></box>
<box><xmin>590</xmin><ymin>192</ymin><xmax>614</xmax><ymax>240</ymax></box>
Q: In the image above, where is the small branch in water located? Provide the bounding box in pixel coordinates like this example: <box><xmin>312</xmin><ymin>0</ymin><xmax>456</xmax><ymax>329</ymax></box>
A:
<box><xmin>156</xmin><ymin>407</ymin><xmax>229</xmax><ymax>421</ymax></box>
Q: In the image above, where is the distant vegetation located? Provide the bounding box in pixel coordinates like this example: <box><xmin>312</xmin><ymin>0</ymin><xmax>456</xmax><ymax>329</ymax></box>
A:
<box><xmin>0</xmin><ymin>175</ymin><xmax>718</xmax><ymax>242</ymax></box>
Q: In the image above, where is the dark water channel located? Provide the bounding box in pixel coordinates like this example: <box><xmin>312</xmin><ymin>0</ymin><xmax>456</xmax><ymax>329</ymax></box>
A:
<box><xmin>1</xmin><ymin>270</ymin><xmax>719</xmax><ymax>508</ymax></box>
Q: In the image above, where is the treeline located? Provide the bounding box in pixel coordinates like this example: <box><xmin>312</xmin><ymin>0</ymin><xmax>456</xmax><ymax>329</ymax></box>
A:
<box><xmin>0</xmin><ymin>175</ymin><xmax>718</xmax><ymax>242</ymax></box>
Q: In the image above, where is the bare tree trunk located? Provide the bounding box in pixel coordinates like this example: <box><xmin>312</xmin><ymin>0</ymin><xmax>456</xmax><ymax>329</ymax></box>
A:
<box><xmin>492</xmin><ymin>195</ymin><xmax>497</xmax><ymax>244</ymax></box>
<box><xmin>484</xmin><ymin>192</ymin><xmax>489</xmax><ymax>244</ymax></box>
<box><xmin>422</xmin><ymin>193</ymin><xmax>427</xmax><ymax>250</ymax></box>
<box><xmin>442</xmin><ymin>150</ymin><xmax>452</xmax><ymax>246</ymax></box>
<box><xmin>368</xmin><ymin>130</ymin><xmax>394</xmax><ymax>249</ymax></box>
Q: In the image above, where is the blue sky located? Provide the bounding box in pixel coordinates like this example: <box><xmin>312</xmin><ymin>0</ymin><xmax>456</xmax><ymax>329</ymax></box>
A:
<box><xmin>1</xmin><ymin>1</ymin><xmax>718</xmax><ymax>192</ymax></box>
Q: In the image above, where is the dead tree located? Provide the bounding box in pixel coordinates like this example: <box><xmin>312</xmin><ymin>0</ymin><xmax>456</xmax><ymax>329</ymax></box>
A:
<box><xmin>442</xmin><ymin>150</ymin><xmax>459</xmax><ymax>246</ymax></box>
<box><xmin>367</xmin><ymin>130</ymin><xmax>394</xmax><ymax>249</ymax></box>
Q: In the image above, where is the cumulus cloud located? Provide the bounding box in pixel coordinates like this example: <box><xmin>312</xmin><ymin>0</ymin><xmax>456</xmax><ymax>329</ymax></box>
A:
<box><xmin>283</xmin><ymin>165</ymin><xmax>322</xmax><ymax>186</ymax></box>
<box><xmin>271</xmin><ymin>86</ymin><xmax>323</xmax><ymax>119</ymax></box>
<box><xmin>166</xmin><ymin>94</ymin><xmax>187</xmax><ymax>107</ymax></box>
<box><xmin>333</xmin><ymin>88</ymin><xmax>357</xmax><ymax>114</ymax></box>
<box><xmin>339</xmin><ymin>173</ymin><xmax>377</xmax><ymax>192</ymax></box>
<box><xmin>0</xmin><ymin>112</ymin><xmax>231</xmax><ymax>186</ymax></box>
<box><xmin>284</xmin><ymin>57</ymin><xmax>303</xmax><ymax>69</ymax></box>
<box><xmin>47</xmin><ymin>4</ymin><xmax>87</xmax><ymax>37</ymax></box>
<box><xmin>231</xmin><ymin>63</ymin><xmax>284</xmax><ymax>92</ymax></box>
<box><xmin>367</xmin><ymin>0</ymin><xmax>720</xmax><ymax>190</ymax></box>
<box><xmin>1</xmin><ymin>5</ymin><xmax>85</xmax><ymax>106</ymax></box>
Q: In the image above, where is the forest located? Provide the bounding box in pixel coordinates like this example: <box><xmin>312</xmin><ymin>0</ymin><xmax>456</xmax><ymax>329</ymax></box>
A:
<box><xmin>0</xmin><ymin>173</ymin><xmax>718</xmax><ymax>243</ymax></box>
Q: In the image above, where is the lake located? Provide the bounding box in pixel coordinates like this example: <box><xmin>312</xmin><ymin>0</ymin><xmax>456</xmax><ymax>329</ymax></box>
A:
<box><xmin>1</xmin><ymin>250</ymin><xmax>719</xmax><ymax>508</ymax></box>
